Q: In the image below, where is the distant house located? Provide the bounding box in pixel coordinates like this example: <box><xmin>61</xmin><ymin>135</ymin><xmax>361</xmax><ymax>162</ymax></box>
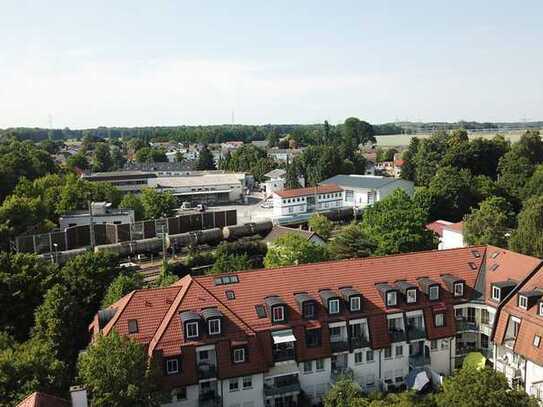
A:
<box><xmin>272</xmin><ymin>184</ymin><xmax>343</xmax><ymax>218</ymax></box>
<box><xmin>319</xmin><ymin>175</ymin><xmax>414</xmax><ymax>208</ymax></box>
<box><xmin>262</xmin><ymin>225</ymin><xmax>326</xmax><ymax>246</ymax></box>
<box><xmin>426</xmin><ymin>220</ymin><xmax>465</xmax><ymax>250</ymax></box>
<box><xmin>267</xmin><ymin>148</ymin><xmax>304</xmax><ymax>162</ymax></box>
<box><xmin>262</xmin><ymin>169</ymin><xmax>305</xmax><ymax>195</ymax></box>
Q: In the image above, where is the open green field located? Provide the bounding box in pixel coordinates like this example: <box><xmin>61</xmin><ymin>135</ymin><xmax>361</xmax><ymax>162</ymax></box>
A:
<box><xmin>374</xmin><ymin>129</ymin><xmax>538</xmax><ymax>147</ymax></box>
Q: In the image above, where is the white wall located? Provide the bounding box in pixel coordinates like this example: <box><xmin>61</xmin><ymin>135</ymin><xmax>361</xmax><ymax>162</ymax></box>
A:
<box><xmin>525</xmin><ymin>360</ymin><xmax>543</xmax><ymax>398</ymax></box>
<box><xmin>298</xmin><ymin>359</ymin><xmax>331</xmax><ymax>404</ymax></box>
<box><xmin>441</xmin><ymin>229</ymin><xmax>465</xmax><ymax>249</ymax></box>
<box><xmin>429</xmin><ymin>338</ymin><xmax>452</xmax><ymax>375</ymax></box>
<box><xmin>162</xmin><ymin>384</ymin><xmax>199</xmax><ymax>407</ymax></box>
<box><xmin>221</xmin><ymin>374</ymin><xmax>265</xmax><ymax>407</ymax></box>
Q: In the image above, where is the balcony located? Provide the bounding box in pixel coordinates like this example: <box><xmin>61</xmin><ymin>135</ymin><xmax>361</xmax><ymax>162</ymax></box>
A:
<box><xmin>273</xmin><ymin>348</ymin><xmax>296</xmax><ymax>363</ymax></box>
<box><xmin>455</xmin><ymin>319</ymin><xmax>479</xmax><ymax>332</ymax></box>
<box><xmin>264</xmin><ymin>376</ymin><xmax>301</xmax><ymax>396</ymax></box>
<box><xmin>330</xmin><ymin>367</ymin><xmax>353</xmax><ymax>383</ymax></box>
<box><xmin>406</xmin><ymin>325</ymin><xmax>426</xmax><ymax>341</ymax></box>
<box><xmin>197</xmin><ymin>362</ymin><xmax>217</xmax><ymax>379</ymax></box>
<box><xmin>198</xmin><ymin>392</ymin><xmax>221</xmax><ymax>407</ymax></box>
<box><xmin>409</xmin><ymin>354</ymin><xmax>431</xmax><ymax>368</ymax></box>
<box><xmin>350</xmin><ymin>335</ymin><xmax>370</xmax><ymax>350</ymax></box>
<box><xmin>330</xmin><ymin>339</ymin><xmax>349</xmax><ymax>353</ymax></box>
<box><xmin>388</xmin><ymin>328</ymin><xmax>406</xmax><ymax>343</ymax></box>
<box><xmin>456</xmin><ymin>341</ymin><xmax>478</xmax><ymax>355</ymax></box>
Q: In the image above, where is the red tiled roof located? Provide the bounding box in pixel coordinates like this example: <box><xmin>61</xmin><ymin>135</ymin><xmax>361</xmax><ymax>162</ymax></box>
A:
<box><xmin>444</xmin><ymin>221</ymin><xmax>464</xmax><ymax>233</ymax></box>
<box><xmin>17</xmin><ymin>392</ymin><xmax>70</xmax><ymax>407</ymax></box>
<box><xmin>425</xmin><ymin>220</ymin><xmax>453</xmax><ymax>237</ymax></box>
<box><xmin>274</xmin><ymin>184</ymin><xmax>343</xmax><ymax>198</ymax></box>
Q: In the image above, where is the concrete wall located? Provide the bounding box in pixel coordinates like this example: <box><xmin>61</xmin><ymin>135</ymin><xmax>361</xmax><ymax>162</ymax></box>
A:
<box><xmin>298</xmin><ymin>359</ymin><xmax>331</xmax><ymax>404</ymax></box>
<box><xmin>221</xmin><ymin>374</ymin><xmax>265</xmax><ymax>407</ymax></box>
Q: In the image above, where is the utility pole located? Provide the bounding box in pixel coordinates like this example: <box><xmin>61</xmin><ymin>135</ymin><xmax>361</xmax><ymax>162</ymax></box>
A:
<box><xmin>88</xmin><ymin>201</ymin><xmax>96</xmax><ymax>249</ymax></box>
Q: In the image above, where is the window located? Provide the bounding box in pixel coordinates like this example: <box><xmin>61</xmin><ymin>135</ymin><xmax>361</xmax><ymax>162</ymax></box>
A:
<box><xmin>303</xmin><ymin>302</ymin><xmax>316</xmax><ymax>319</ymax></box>
<box><xmin>128</xmin><ymin>319</ymin><xmax>138</xmax><ymax>334</ymax></box>
<box><xmin>199</xmin><ymin>350</ymin><xmax>209</xmax><ymax>360</ymax></box>
<box><xmin>329</xmin><ymin>326</ymin><xmax>341</xmax><ymax>339</ymax></box>
<box><xmin>305</xmin><ymin>328</ymin><xmax>321</xmax><ymax>347</ymax></box>
<box><xmin>173</xmin><ymin>387</ymin><xmax>187</xmax><ymax>401</ymax></box>
<box><xmin>329</xmin><ymin>299</ymin><xmax>340</xmax><ymax>314</ymax></box>
<box><xmin>384</xmin><ymin>347</ymin><xmax>392</xmax><ymax>359</ymax></box>
<box><xmin>434</xmin><ymin>313</ymin><xmax>445</xmax><ymax>328</ymax></box>
<box><xmin>481</xmin><ymin>308</ymin><xmax>490</xmax><ymax>325</ymax></box>
<box><xmin>208</xmin><ymin>319</ymin><xmax>221</xmax><ymax>335</ymax></box>
<box><xmin>186</xmin><ymin>321</ymin><xmax>199</xmax><ymax>339</ymax></box>
<box><xmin>454</xmin><ymin>282</ymin><xmax>464</xmax><ymax>297</ymax></box>
<box><xmin>519</xmin><ymin>295</ymin><xmax>528</xmax><ymax>310</ymax></box>
<box><xmin>492</xmin><ymin>286</ymin><xmax>501</xmax><ymax>301</ymax></box>
<box><xmin>441</xmin><ymin>339</ymin><xmax>449</xmax><ymax>350</ymax></box>
<box><xmin>229</xmin><ymin>379</ymin><xmax>239</xmax><ymax>392</ymax></box>
<box><xmin>242</xmin><ymin>376</ymin><xmax>252</xmax><ymax>389</ymax></box>
<box><xmin>225</xmin><ymin>290</ymin><xmax>235</xmax><ymax>300</ymax></box>
<box><xmin>406</xmin><ymin>289</ymin><xmax>417</xmax><ymax>304</ymax></box>
<box><xmin>534</xmin><ymin>335</ymin><xmax>541</xmax><ymax>348</ymax></box>
<box><xmin>166</xmin><ymin>358</ymin><xmax>179</xmax><ymax>375</ymax></box>
<box><xmin>430</xmin><ymin>340</ymin><xmax>438</xmax><ymax>351</ymax></box>
<box><xmin>540</xmin><ymin>302</ymin><xmax>543</xmax><ymax>316</ymax></box>
<box><xmin>350</xmin><ymin>296</ymin><xmax>361</xmax><ymax>312</ymax></box>
<box><xmin>272</xmin><ymin>306</ymin><xmax>285</xmax><ymax>322</ymax></box>
<box><xmin>386</xmin><ymin>291</ymin><xmax>397</xmax><ymax>307</ymax></box>
<box><xmin>366</xmin><ymin>350</ymin><xmax>374</xmax><ymax>362</ymax></box>
<box><xmin>316</xmin><ymin>359</ymin><xmax>325</xmax><ymax>371</ymax></box>
<box><xmin>395</xmin><ymin>345</ymin><xmax>403</xmax><ymax>358</ymax></box>
<box><xmin>429</xmin><ymin>285</ymin><xmax>440</xmax><ymax>301</ymax></box>
<box><xmin>303</xmin><ymin>361</ymin><xmax>313</xmax><ymax>373</ymax></box>
<box><xmin>355</xmin><ymin>351</ymin><xmax>363</xmax><ymax>364</ymax></box>
<box><xmin>233</xmin><ymin>347</ymin><xmax>245</xmax><ymax>363</ymax></box>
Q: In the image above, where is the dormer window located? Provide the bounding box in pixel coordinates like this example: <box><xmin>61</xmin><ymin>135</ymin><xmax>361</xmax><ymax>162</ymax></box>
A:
<box><xmin>350</xmin><ymin>296</ymin><xmax>361</xmax><ymax>312</ymax></box>
<box><xmin>272</xmin><ymin>306</ymin><xmax>285</xmax><ymax>322</ymax></box>
<box><xmin>454</xmin><ymin>282</ymin><xmax>464</xmax><ymax>297</ymax></box>
<box><xmin>539</xmin><ymin>302</ymin><xmax>543</xmax><ymax>316</ymax></box>
<box><xmin>519</xmin><ymin>295</ymin><xmax>528</xmax><ymax>310</ymax></box>
<box><xmin>128</xmin><ymin>319</ymin><xmax>139</xmax><ymax>334</ymax></box>
<box><xmin>233</xmin><ymin>347</ymin><xmax>246</xmax><ymax>363</ymax></box>
<box><xmin>406</xmin><ymin>289</ymin><xmax>417</xmax><ymax>304</ymax></box>
<box><xmin>434</xmin><ymin>313</ymin><xmax>445</xmax><ymax>328</ymax></box>
<box><xmin>329</xmin><ymin>299</ymin><xmax>340</xmax><ymax>314</ymax></box>
<box><xmin>387</xmin><ymin>291</ymin><xmax>397</xmax><ymax>307</ymax></box>
<box><xmin>186</xmin><ymin>321</ymin><xmax>199</xmax><ymax>339</ymax></box>
<box><xmin>429</xmin><ymin>285</ymin><xmax>440</xmax><ymax>301</ymax></box>
<box><xmin>492</xmin><ymin>286</ymin><xmax>501</xmax><ymax>302</ymax></box>
<box><xmin>208</xmin><ymin>319</ymin><xmax>221</xmax><ymax>335</ymax></box>
<box><xmin>303</xmin><ymin>302</ymin><xmax>315</xmax><ymax>319</ymax></box>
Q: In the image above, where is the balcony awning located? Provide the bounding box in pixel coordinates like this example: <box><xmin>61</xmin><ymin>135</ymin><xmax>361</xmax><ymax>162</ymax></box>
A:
<box><xmin>272</xmin><ymin>329</ymin><xmax>296</xmax><ymax>344</ymax></box>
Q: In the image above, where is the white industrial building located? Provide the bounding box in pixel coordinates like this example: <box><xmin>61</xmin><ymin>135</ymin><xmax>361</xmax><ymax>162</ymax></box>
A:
<box><xmin>59</xmin><ymin>202</ymin><xmax>135</xmax><ymax>229</ymax></box>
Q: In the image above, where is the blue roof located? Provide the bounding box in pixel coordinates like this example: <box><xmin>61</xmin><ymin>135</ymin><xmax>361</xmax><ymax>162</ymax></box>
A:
<box><xmin>320</xmin><ymin>175</ymin><xmax>413</xmax><ymax>190</ymax></box>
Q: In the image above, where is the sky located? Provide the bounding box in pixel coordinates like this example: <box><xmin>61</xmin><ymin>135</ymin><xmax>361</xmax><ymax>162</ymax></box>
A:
<box><xmin>1</xmin><ymin>1</ymin><xmax>542</xmax><ymax>129</ymax></box>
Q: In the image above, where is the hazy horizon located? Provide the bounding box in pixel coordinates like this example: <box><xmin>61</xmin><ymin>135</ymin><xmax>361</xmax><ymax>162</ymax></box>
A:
<box><xmin>1</xmin><ymin>1</ymin><xmax>542</xmax><ymax>129</ymax></box>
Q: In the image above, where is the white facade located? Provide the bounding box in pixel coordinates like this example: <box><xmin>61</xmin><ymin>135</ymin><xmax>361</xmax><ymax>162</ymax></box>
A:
<box><xmin>441</xmin><ymin>226</ymin><xmax>465</xmax><ymax>250</ymax></box>
<box><xmin>59</xmin><ymin>202</ymin><xmax>135</xmax><ymax>229</ymax></box>
<box><xmin>272</xmin><ymin>191</ymin><xmax>343</xmax><ymax>218</ymax></box>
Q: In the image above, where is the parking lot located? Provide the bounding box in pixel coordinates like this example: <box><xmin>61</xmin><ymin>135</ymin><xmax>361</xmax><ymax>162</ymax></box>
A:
<box><xmin>207</xmin><ymin>192</ymin><xmax>275</xmax><ymax>224</ymax></box>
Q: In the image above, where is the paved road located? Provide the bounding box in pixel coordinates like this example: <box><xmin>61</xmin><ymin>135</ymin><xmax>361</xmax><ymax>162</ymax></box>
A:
<box><xmin>208</xmin><ymin>193</ymin><xmax>274</xmax><ymax>224</ymax></box>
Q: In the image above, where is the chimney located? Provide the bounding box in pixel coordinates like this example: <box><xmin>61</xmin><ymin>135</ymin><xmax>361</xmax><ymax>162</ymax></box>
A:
<box><xmin>70</xmin><ymin>385</ymin><xmax>88</xmax><ymax>407</ymax></box>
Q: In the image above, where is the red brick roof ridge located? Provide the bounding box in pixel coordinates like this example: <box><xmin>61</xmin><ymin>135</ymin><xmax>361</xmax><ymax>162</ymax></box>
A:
<box><xmin>148</xmin><ymin>275</ymin><xmax>193</xmax><ymax>356</ymax></box>
<box><xmin>194</xmin><ymin>245</ymin><xmax>488</xmax><ymax>279</ymax></box>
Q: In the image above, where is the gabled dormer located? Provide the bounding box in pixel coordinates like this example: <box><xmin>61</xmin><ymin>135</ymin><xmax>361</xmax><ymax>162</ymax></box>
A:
<box><xmin>517</xmin><ymin>290</ymin><xmax>543</xmax><ymax>310</ymax></box>
<box><xmin>441</xmin><ymin>274</ymin><xmax>465</xmax><ymax>298</ymax></box>
<box><xmin>319</xmin><ymin>289</ymin><xmax>341</xmax><ymax>315</ymax></box>
<box><xmin>264</xmin><ymin>295</ymin><xmax>288</xmax><ymax>323</ymax></box>
<box><xmin>201</xmin><ymin>308</ymin><xmax>224</xmax><ymax>336</ymax></box>
<box><xmin>396</xmin><ymin>280</ymin><xmax>418</xmax><ymax>304</ymax></box>
<box><xmin>417</xmin><ymin>277</ymin><xmax>441</xmax><ymax>301</ymax></box>
<box><xmin>180</xmin><ymin>311</ymin><xmax>202</xmax><ymax>340</ymax></box>
<box><xmin>294</xmin><ymin>292</ymin><xmax>318</xmax><ymax>319</ymax></box>
<box><xmin>339</xmin><ymin>287</ymin><xmax>362</xmax><ymax>313</ymax></box>
<box><xmin>491</xmin><ymin>280</ymin><xmax>517</xmax><ymax>303</ymax></box>
<box><xmin>375</xmin><ymin>283</ymin><xmax>398</xmax><ymax>307</ymax></box>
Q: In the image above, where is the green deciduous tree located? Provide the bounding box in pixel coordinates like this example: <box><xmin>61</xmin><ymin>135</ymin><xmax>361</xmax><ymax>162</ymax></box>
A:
<box><xmin>219</xmin><ymin>144</ymin><xmax>274</xmax><ymax>182</ymax></box>
<box><xmin>210</xmin><ymin>253</ymin><xmax>251</xmax><ymax>274</ymax></box>
<box><xmin>413</xmin><ymin>131</ymin><xmax>449</xmax><ymax>186</ymax></box>
<box><xmin>323</xmin><ymin>378</ymin><xmax>364</xmax><ymax>407</ymax></box>
<box><xmin>56</xmin><ymin>174</ymin><xmax>122</xmax><ymax>214</ymax></box>
<box><xmin>196</xmin><ymin>145</ymin><xmax>217</xmax><ymax>170</ymax></box>
<box><xmin>361</xmin><ymin>189</ymin><xmax>435</xmax><ymax>255</ymax></box>
<box><xmin>435</xmin><ymin>367</ymin><xmax>538</xmax><ymax>407</ymax></box>
<box><xmin>119</xmin><ymin>193</ymin><xmax>146</xmax><ymax>221</ymax></box>
<box><xmin>0</xmin><ymin>253</ymin><xmax>57</xmax><ymax>341</ymax></box>
<box><xmin>522</xmin><ymin>164</ymin><xmax>543</xmax><ymax>201</ymax></box>
<box><xmin>464</xmin><ymin>196</ymin><xmax>514</xmax><ymax>247</ymax></box>
<box><xmin>509</xmin><ymin>195</ymin><xmax>543</xmax><ymax>258</ymax></box>
<box><xmin>497</xmin><ymin>149</ymin><xmax>534</xmax><ymax>201</ymax></box>
<box><xmin>101</xmin><ymin>272</ymin><xmax>144</xmax><ymax>308</ymax></box>
<box><xmin>141</xmin><ymin>188</ymin><xmax>177</xmax><ymax>219</ymax></box>
<box><xmin>135</xmin><ymin>147</ymin><xmax>168</xmax><ymax>163</ymax></box>
<box><xmin>264</xmin><ymin>233</ymin><xmax>329</xmax><ymax>268</ymax></box>
<box><xmin>78</xmin><ymin>331</ymin><xmax>166</xmax><ymax>407</ymax></box>
<box><xmin>400</xmin><ymin>137</ymin><xmax>420</xmax><ymax>182</ymax></box>
<box><xmin>92</xmin><ymin>143</ymin><xmax>114</xmax><ymax>172</ymax></box>
<box><xmin>66</xmin><ymin>151</ymin><xmax>90</xmax><ymax>170</ymax></box>
<box><xmin>308</xmin><ymin>213</ymin><xmax>334</xmax><ymax>240</ymax></box>
<box><xmin>0</xmin><ymin>337</ymin><xmax>67</xmax><ymax>407</ymax></box>
<box><xmin>327</xmin><ymin>222</ymin><xmax>376</xmax><ymax>259</ymax></box>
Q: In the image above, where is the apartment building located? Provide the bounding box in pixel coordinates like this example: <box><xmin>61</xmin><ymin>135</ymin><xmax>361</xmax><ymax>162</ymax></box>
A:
<box><xmin>89</xmin><ymin>246</ymin><xmax>543</xmax><ymax>407</ymax></box>
<box><xmin>272</xmin><ymin>185</ymin><xmax>343</xmax><ymax>218</ymax></box>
